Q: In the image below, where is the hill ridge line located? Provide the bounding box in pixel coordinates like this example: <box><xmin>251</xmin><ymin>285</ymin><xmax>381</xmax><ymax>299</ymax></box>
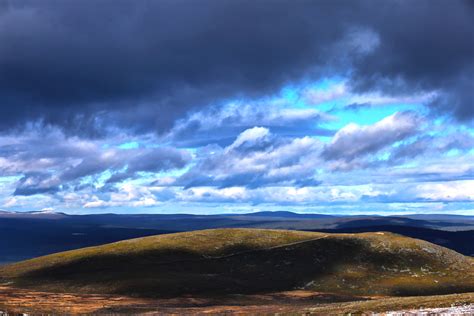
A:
<box><xmin>1</xmin><ymin>234</ymin><xmax>333</xmax><ymax>270</ymax></box>
<box><xmin>201</xmin><ymin>234</ymin><xmax>330</xmax><ymax>260</ymax></box>
<box><xmin>100</xmin><ymin>234</ymin><xmax>332</xmax><ymax>268</ymax></box>
<box><xmin>104</xmin><ymin>234</ymin><xmax>331</xmax><ymax>267</ymax></box>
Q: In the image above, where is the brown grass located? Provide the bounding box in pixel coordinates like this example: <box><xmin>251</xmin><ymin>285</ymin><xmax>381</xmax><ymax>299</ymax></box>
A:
<box><xmin>1</xmin><ymin>229</ymin><xmax>473</xmax><ymax>298</ymax></box>
<box><xmin>0</xmin><ymin>286</ymin><xmax>472</xmax><ymax>315</ymax></box>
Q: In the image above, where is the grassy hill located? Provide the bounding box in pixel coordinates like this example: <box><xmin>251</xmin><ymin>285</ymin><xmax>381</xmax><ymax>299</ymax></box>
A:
<box><xmin>2</xmin><ymin>212</ymin><xmax>474</xmax><ymax>265</ymax></box>
<box><xmin>1</xmin><ymin>229</ymin><xmax>473</xmax><ymax>298</ymax></box>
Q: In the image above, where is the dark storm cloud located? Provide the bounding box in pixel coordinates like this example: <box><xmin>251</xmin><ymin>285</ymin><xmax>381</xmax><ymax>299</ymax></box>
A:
<box><xmin>0</xmin><ymin>0</ymin><xmax>353</xmax><ymax>134</ymax></box>
<box><xmin>0</xmin><ymin>0</ymin><xmax>472</xmax><ymax>136</ymax></box>
<box><xmin>349</xmin><ymin>0</ymin><xmax>474</xmax><ymax>121</ymax></box>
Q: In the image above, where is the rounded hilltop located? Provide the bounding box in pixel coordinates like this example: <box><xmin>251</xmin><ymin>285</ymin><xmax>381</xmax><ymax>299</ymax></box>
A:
<box><xmin>1</xmin><ymin>228</ymin><xmax>473</xmax><ymax>298</ymax></box>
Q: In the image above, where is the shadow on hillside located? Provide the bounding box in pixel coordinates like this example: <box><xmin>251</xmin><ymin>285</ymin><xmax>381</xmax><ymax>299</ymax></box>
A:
<box><xmin>13</xmin><ymin>238</ymin><xmax>367</xmax><ymax>297</ymax></box>
<box><xmin>12</xmin><ymin>236</ymin><xmax>474</xmax><ymax>298</ymax></box>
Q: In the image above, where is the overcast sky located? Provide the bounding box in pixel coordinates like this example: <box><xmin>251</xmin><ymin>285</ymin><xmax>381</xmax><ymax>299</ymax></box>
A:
<box><xmin>0</xmin><ymin>0</ymin><xmax>473</xmax><ymax>215</ymax></box>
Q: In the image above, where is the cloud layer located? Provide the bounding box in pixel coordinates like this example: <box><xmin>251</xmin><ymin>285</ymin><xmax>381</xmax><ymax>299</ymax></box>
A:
<box><xmin>0</xmin><ymin>0</ymin><xmax>473</xmax><ymax>215</ymax></box>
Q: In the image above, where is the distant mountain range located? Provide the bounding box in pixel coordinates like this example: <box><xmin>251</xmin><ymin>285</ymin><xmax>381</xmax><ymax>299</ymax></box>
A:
<box><xmin>1</xmin><ymin>211</ymin><xmax>473</xmax><ymax>264</ymax></box>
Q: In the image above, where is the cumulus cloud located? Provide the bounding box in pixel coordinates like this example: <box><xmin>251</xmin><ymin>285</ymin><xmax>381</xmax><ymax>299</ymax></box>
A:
<box><xmin>171</xmin><ymin>180</ymin><xmax>474</xmax><ymax>205</ymax></box>
<box><xmin>362</xmin><ymin>180</ymin><xmax>474</xmax><ymax>203</ymax></box>
<box><xmin>389</xmin><ymin>132</ymin><xmax>474</xmax><ymax>163</ymax></box>
<box><xmin>13</xmin><ymin>172</ymin><xmax>61</xmax><ymax>196</ymax></box>
<box><xmin>83</xmin><ymin>183</ymin><xmax>163</xmax><ymax>208</ymax></box>
<box><xmin>0</xmin><ymin>130</ymin><xmax>191</xmax><ymax>196</ymax></box>
<box><xmin>163</xmin><ymin>127</ymin><xmax>322</xmax><ymax>188</ymax></box>
<box><xmin>303</xmin><ymin>81</ymin><xmax>438</xmax><ymax>108</ymax></box>
<box><xmin>321</xmin><ymin>111</ymin><xmax>421</xmax><ymax>167</ymax></box>
<box><xmin>176</xmin><ymin>186</ymin><xmax>359</xmax><ymax>205</ymax></box>
<box><xmin>304</xmin><ymin>83</ymin><xmax>348</xmax><ymax>105</ymax></box>
<box><xmin>163</xmin><ymin>101</ymin><xmax>335</xmax><ymax>147</ymax></box>
<box><xmin>106</xmin><ymin>147</ymin><xmax>192</xmax><ymax>184</ymax></box>
<box><xmin>414</xmin><ymin>181</ymin><xmax>474</xmax><ymax>202</ymax></box>
<box><xmin>227</xmin><ymin>127</ymin><xmax>272</xmax><ymax>152</ymax></box>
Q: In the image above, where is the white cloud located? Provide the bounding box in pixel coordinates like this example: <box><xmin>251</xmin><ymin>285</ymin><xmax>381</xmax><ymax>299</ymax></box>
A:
<box><xmin>303</xmin><ymin>81</ymin><xmax>437</xmax><ymax>107</ymax></box>
<box><xmin>415</xmin><ymin>181</ymin><xmax>474</xmax><ymax>202</ymax></box>
<box><xmin>163</xmin><ymin>101</ymin><xmax>334</xmax><ymax>147</ymax></box>
<box><xmin>83</xmin><ymin>184</ymin><xmax>161</xmax><ymax>208</ymax></box>
<box><xmin>304</xmin><ymin>82</ymin><xmax>347</xmax><ymax>105</ymax></box>
<box><xmin>172</xmin><ymin>127</ymin><xmax>323</xmax><ymax>188</ymax></box>
<box><xmin>322</xmin><ymin>111</ymin><xmax>421</xmax><ymax>166</ymax></box>
<box><xmin>349</xmin><ymin>91</ymin><xmax>438</xmax><ymax>106</ymax></box>
<box><xmin>227</xmin><ymin>126</ymin><xmax>270</xmax><ymax>151</ymax></box>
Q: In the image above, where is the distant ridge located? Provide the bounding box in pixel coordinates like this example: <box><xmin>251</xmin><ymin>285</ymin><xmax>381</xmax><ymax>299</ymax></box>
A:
<box><xmin>226</xmin><ymin>211</ymin><xmax>335</xmax><ymax>218</ymax></box>
<box><xmin>0</xmin><ymin>210</ymin><xmax>67</xmax><ymax>219</ymax></box>
<box><xmin>404</xmin><ymin>214</ymin><xmax>474</xmax><ymax>221</ymax></box>
<box><xmin>2</xmin><ymin>210</ymin><xmax>473</xmax><ymax>222</ymax></box>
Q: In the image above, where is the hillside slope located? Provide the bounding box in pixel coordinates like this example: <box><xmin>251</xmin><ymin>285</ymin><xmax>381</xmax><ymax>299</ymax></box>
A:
<box><xmin>1</xmin><ymin>229</ymin><xmax>473</xmax><ymax>298</ymax></box>
<box><xmin>316</xmin><ymin>226</ymin><xmax>474</xmax><ymax>256</ymax></box>
<box><xmin>2</xmin><ymin>212</ymin><xmax>474</xmax><ymax>264</ymax></box>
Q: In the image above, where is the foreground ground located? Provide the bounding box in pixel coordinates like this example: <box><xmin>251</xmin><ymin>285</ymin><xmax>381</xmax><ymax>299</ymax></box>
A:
<box><xmin>0</xmin><ymin>286</ymin><xmax>472</xmax><ymax>314</ymax></box>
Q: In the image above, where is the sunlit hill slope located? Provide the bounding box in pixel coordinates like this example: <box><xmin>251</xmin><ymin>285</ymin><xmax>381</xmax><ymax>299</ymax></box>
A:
<box><xmin>1</xmin><ymin>229</ymin><xmax>473</xmax><ymax>298</ymax></box>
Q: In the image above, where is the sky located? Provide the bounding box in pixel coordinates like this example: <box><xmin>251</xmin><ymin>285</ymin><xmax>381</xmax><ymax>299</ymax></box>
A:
<box><xmin>0</xmin><ymin>0</ymin><xmax>473</xmax><ymax>215</ymax></box>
